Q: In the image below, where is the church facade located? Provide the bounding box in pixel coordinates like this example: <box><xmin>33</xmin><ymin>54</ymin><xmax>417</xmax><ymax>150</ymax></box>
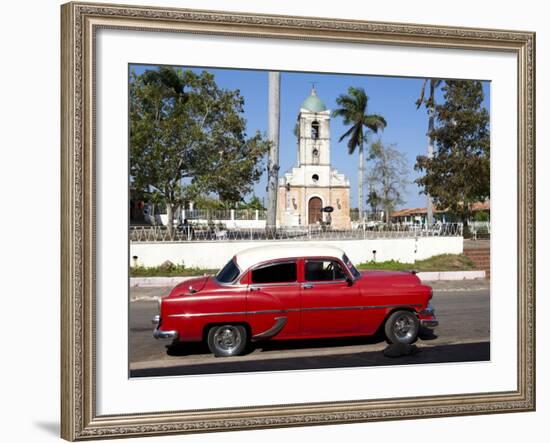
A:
<box><xmin>277</xmin><ymin>88</ymin><xmax>351</xmax><ymax>229</ymax></box>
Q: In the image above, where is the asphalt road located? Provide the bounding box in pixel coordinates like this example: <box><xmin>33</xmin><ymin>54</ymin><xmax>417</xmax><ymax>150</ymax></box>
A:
<box><xmin>129</xmin><ymin>283</ymin><xmax>490</xmax><ymax>377</ymax></box>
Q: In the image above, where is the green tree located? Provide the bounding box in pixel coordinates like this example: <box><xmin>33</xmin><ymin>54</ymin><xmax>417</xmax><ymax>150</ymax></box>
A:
<box><xmin>416</xmin><ymin>79</ymin><xmax>443</xmax><ymax>224</ymax></box>
<box><xmin>333</xmin><ymin>87</ymin><xmax>387</xmax><ymax>217</ymax></box>
<box><xmin>473</xmin><ymin>211</ymin><xmax>490</xmax><ymax>222</ymax></box>
<box><xmin>130</xmin><ymin>67</ymin><xmax>269</xmax><ymax>238</ymax></box>
<box><xmin>415</xmin><ymin>80</ymin><xmax>490</xmax><ymax>229</ymax></box>
<box><xmin>366</xmin><ymin>188</ymin><xmax>381</xmax><ymax>215</ymax></box>
<box><xmin>241</xmin><ymin>195</ymin><xmax>265</xmax><ymax>210</ymax></box>
<box><xmin>366</xmin><ymin>141</ymin><xmax>409</xmax><ymax>223</ymax></box>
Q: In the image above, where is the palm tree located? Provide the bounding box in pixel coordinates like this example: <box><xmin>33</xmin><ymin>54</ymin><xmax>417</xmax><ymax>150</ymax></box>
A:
<box><xmin>266</xmin><ymin>72</ymin><xmax>280</xmax><ymax>233</ymax></box>
<box><xmin>416</xmin><ymin>79</ymin><xmax>442</xmax><ymax>225</ymax></box>
<box><xmin>333</xmin><ymin>87</ymin><xmax>387</xmax><ymax>218</ymax></box>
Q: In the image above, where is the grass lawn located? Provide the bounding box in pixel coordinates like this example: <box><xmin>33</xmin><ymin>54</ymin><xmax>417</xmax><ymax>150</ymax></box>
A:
<box><xmin>356</xmin><ymin>254</ymin><xmax>476</xmax><ymax>272</ymax></box>
<box><xmin>130</xmin><ymin>254</ymin><xmax>476</xmax><ymax>277</ymax></box>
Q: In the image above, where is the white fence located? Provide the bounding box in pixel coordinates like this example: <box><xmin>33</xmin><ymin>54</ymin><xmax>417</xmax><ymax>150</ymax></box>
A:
<box><xmin>130</xmin><ymin>223</ymin><xmax>463</xmax><ymax>243</ymax></box>
<box><xmin>130</xmin><ymin>236</ymin><xmax>464</xmax><ymax>269</ymax></box>
<box><xmin>470</xmin><ymin>221</ymin><xmax>491</xmax><ymax>239</ymax></box>
<box><xmin>149</xmin><ymin>208</ymin><xmax>266</xmax><ymax>227</ymax></box>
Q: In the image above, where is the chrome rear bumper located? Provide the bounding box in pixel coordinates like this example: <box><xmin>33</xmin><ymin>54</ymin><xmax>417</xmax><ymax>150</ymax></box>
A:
<box><xmin>152</xmin><ymin>315</ymin><xmax>178</xmax><ymax>339</ymax></box>
<box><xmin>153</xmin><ymin>328</ymin><xmax>179</xmax><ymax>340</ymax></box>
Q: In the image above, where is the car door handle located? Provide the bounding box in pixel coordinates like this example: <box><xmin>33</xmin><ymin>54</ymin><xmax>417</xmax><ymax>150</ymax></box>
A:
<box><xmin>302</xmin><ymin>284</ymin><xmax>314</xmax><ymax>289</ymax></box>
<box><xmin>250</xmin><ymin>286</ymin><xmax>261</xmax><ymax>291</ymax></box>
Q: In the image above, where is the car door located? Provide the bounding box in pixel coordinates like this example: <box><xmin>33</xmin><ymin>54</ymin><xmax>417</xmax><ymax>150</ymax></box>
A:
<box><xmin>246</xmin><ymin>260</ymin><xmax>301</xmax><ymax>338</ymax></box>
<box><xmin>300</xmin><ymin>258</ymin><xmax>361</xmax><ymax>336</ymax></box>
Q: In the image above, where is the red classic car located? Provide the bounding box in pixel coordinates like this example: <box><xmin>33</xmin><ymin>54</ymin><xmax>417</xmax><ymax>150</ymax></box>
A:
<box><xmin>153</xmin><ymin>245</ymin><xmax>438</xmax><ymax>357</ymax></box>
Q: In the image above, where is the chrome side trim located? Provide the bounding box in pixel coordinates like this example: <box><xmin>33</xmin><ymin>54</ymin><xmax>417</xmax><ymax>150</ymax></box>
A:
<box><xmin>302</xmin><ymin>280</ymin><xmax>347</xmax><ymax>286</ymax></box>
<box><xmin>300</xmin><ymin>304</ymin><xmax>422</xmax><ymax>312</ymax></box>
<box><xmin>363</xmin><ymin>304</ymin><xmax>423</xmax><ymax>310</ymax></box>
<box><xmin>168</xmin><ymin>308</ymin><xmax>298</xmax><ymax>318</ymax></box>
<box><xmin>167</xmin><ymin>304</ymin><xmax>422</xmax><ymax>319</ymax></box>
<box><xmin>169</xmin><ymin>311</ymin><xmax>247</xmax><ymax>318</ymax></box>
<box><xmin>252</xmin><ymin>316</ymin><xmax>288</xmax><ymax>340</ymax></box>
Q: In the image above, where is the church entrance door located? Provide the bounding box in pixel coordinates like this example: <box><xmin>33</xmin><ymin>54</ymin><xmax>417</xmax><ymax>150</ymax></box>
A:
<box><xmin>308</xmin><ymin>197</ymin><xmax>322</xmax><ymax>225</ymax></box>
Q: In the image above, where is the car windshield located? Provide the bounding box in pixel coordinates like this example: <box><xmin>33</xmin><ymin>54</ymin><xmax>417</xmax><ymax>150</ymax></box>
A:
<box><xmin>215</xmin><ymin>258</ymin><xmax>241</xmax><ymax>283</ymax></box>
<box><xmin>343</xmin><ymin>254</ymin><xmax>361</xmax><ymax>279</ymax></box>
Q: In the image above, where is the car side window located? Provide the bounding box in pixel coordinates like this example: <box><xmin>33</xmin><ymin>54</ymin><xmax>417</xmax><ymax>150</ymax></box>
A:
<box><xmin>305</xmin><ymin>260</ymin><xmax>347</xmax><ymax>282</ymax></box>
<box><xmin>251</xmin><ymin>262</ymin><xmax>297</xmax><ymax>284</ymax></box>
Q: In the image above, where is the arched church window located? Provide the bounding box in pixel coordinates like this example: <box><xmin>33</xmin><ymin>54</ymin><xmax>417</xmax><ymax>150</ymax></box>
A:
<box><xmin>311</xmin><ymin>121</ymin><xmax>320</xmax><ymax>139</ymax></box>
<box><xmin>312</xmin><ymin>174</ymin><xmax>319</xmax><ymax>183</ymax></box>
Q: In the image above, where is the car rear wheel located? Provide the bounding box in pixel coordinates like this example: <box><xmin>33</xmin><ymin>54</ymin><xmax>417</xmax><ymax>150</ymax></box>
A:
<box><xmin>207</xmin><ymin>324</ymin><xmax>247</xmax><ymax>357</ymax></box>
<box><xmin>384</xmin><ymin>310</ymin><xmax>419</xmax><ymax>345</ymax></box>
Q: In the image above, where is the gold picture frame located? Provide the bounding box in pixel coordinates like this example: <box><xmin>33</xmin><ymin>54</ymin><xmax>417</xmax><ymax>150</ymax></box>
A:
<box><xmin>61</xmin><ymin>1</ymin><xmax>535</xmax><ymax>440</ymax></box>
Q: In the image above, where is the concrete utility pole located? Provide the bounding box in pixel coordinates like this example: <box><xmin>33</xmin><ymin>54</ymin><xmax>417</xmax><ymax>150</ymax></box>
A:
<box><xmin>358</xmin><ymin>138</ymin><xmax>365</xmax><ymax>219</ymax></box>
<box><xmin>426</xmin><ymin>106</ymin><xmax>434</xmax><ymax>225</ymax></box>
<box><xmin>417</xmin><ymin>78</ymin><xmax>441</xmax><ymax>226</ymax></box>
<box><xmin>266</xmin><ymin>71</ymin><xmax>280</xmax><ymax>232</ymax></box>
<box><xmin>426</xmin><ymin>80</ymin><xmax>436</xmax><ymax>226</ymax></box>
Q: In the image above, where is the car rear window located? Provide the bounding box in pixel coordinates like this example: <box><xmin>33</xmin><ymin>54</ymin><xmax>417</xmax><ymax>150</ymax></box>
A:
<box><xmin>216</xmin><ymin>259</ymin><xmax>241</xmax><ymax>283</ymax></box>
<box><xmin>251</xmin><ymin>262</ymin><xmax>297</xmax><ymax>284</ymax></box>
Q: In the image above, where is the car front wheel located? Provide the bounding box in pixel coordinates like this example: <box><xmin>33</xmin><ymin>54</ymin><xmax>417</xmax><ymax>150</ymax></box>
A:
<box><xmin>384</xmin><ymin>310</ymin><xmax>419</xmax><ymax>345</ymax></box>
<box><xmin>207</xmin><ymin>324</ymin><xmax>247</xmax><ymax>357</ymax></box>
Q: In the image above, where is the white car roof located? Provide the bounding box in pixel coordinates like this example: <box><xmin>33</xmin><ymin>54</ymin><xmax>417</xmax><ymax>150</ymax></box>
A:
<box><xmin>234</xmin><ymin>244</ymin><xmax>346</xmax><ymax>271</ymax></box>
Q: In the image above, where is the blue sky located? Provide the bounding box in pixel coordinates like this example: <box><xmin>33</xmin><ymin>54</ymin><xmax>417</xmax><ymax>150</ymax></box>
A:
<box><xmin>130</xmin><ymin>64</ymin><xmax>490</xmax><ymax>209</ymax></box>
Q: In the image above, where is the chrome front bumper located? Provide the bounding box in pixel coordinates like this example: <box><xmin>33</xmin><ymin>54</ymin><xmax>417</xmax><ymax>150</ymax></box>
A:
<box><xmin>419</xmin><ymin>303</ymin><xmax>438</xmax><ymax>328</ymax></box>
<box><xmin>420</xmin><ymin>319</ymin><xmax>439</xmax><ymax>328</ymax></box>
<box><xmin>152</xmin><ymin>315</ymin><xmax>179</xmax><ymax>340</ymax></box>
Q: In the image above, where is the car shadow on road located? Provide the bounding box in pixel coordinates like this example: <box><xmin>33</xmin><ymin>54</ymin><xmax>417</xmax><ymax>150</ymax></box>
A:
<box><xmin>166</xmin><ymin>332</ymin><xmax>388</xmax><ymax>357</ymax></box>
<box><xmin>165</xmin><ymin>328</ymin><xmax>437</xmax><ymax>357</ymax></box>
<box><xmin>166</xmin><ymin>341</ymin><xmax>211</xmax><ymax>356</ymax></box>
<box><xmin>132</xmin><ymin>341</ymin><xmax>490</xmax><ymax>378</ymax></box>
<box><xmin>253</xmin><ymin>331</ymin><xmax>387</xmax><ymax>353</ymax></box>
<box><xmin>418</xmin><ymin>327</ymin><xmax>439</xmax><ymax>340</ymax></box>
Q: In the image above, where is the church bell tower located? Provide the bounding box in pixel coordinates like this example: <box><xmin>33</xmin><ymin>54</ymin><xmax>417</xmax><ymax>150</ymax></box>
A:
<box><xmin>277</xmin><ymin>87</ymin><xmax>351</xmax><ymax>229</ymax></box>
<box><xmin>297</xmin><ymin>86</ymin><xmax>331</xmax><ymax>169</ymax></box>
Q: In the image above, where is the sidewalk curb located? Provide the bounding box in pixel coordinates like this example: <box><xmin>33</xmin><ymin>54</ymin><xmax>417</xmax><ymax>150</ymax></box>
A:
<box><xmin>130</xmin><ymin>270</ymin><xmax>486</xmax><ymax>287</ymax></box>
<box><xmin>417</xmin><ymin>270</ymin><xmax>486</xmax><ymax>281</ymax></box>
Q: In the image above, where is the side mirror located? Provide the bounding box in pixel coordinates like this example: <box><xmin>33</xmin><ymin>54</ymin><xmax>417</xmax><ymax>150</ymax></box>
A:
<box><xmin>346</xmin><ymin>276</ymin><xmax>354</xmax><ymax>286</ymax></box>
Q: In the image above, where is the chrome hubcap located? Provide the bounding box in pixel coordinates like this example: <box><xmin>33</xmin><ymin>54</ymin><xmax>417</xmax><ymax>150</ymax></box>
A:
<box><xmin>214</xmin><ymin>326</ymin><xmax>241</xmax><ymax>352</ymax></box>
<box><xmin>393</xmin><ymin>315</ymin><xmax>415</xmax><ymax>340</ymax></box>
